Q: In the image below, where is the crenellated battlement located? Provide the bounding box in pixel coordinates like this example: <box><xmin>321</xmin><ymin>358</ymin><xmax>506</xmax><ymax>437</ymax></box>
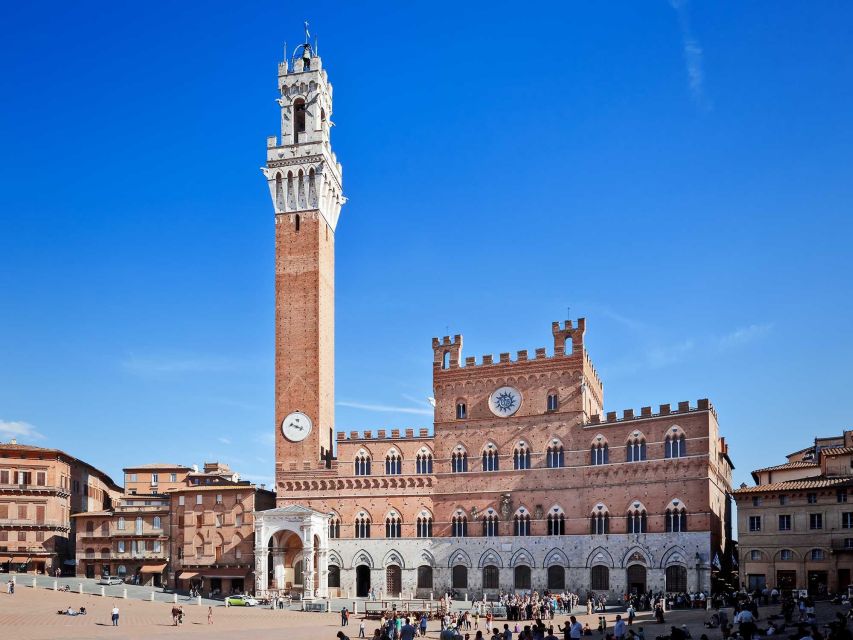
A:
<box><xmin>587</xmin><ymin>398</ymin><xmax>717</xmax><ymax>427</ymax></box>
<box><xmin>432</xmin><ymin>319</ymin><xmax>601</xmax><ymax>385</ymax></box>
<box><xmin>336</xmin><ymin>427</ymin><xmax>433</xmax><ymax>442</ymax></box>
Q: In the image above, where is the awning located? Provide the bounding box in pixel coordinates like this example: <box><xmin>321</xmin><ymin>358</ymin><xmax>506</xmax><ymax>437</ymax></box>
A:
<box><xmin>139</xmin><ymin>563</ymin><xmax>167</xmax><ymax>573</ymax></box>
<box><xmin>10</xmin><ymin>557</ymin><xmax>32</xmax><ymax>563</ymax></box>
<box><xmin>180</xmin><ymin>568</ymin><xmax>248</xmax><ymax>579</ymax></box>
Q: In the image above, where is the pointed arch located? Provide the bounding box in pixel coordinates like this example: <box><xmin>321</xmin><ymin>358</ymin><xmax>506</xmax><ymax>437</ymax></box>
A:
<box><xmin>383</xmin><ymin>549</ymin><xmax>405</xmax><ymax>569</ymax></box>
<box><xmin>586</xmin><ymin>546</ymin><xmax>615</xmax><ymax>568</ymax></box>
<box><xmin>420</xmin><ymin>549</ymin><xmax>437</xmax><ymax>567</ymax></box>
<box><xmin>510</xmin><ymin>548</ymin><xmax>534</xmax><ymax>568</ymax></box>
<box><xmin>478</xmin><ymin>548</ymin><xmax>504</xmax><ymax>568</ymax></box>
<box><xmin>448</xmin><ymin>548</ymin><xmax>472</xmax><ymax>568</ymax></box>
<box><xmin>543</xmin><ymin>548</ymin><xmax>570</xmax><ymax>568</ymax></box>
<box><xmin>353</xmin><ymin>549</ymin><xmax>374</xmax><ymax>568</ymax></box>
<box><xmin>621</xmin><ymin>546</ymin><xmax>652</xmax><ymax>568</ymax></box>
<box><xmin>327</xmin><ymin>549</ymin><xmax>344</xmax><ymax>568</ymax></box>
<box><xmin>659</xmin><ymin>545</ymin><xmax>688</xmax><ymax>569</ymax></box>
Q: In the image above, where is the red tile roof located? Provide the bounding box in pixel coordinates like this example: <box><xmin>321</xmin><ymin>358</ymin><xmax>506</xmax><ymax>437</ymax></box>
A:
<box><xmin>734</xmin><ymin>477</ymin><xmax>853</xmax><ymax>495</ymax></box>
<box><xmin>822</xmin><ymin>447</ymin><xmax>853</xmax><ymax>456</ymax></box>
<box><xmin>752</xmin><ymin>461</ymin><xmax>820</xmax><ymax>474</ymax></box>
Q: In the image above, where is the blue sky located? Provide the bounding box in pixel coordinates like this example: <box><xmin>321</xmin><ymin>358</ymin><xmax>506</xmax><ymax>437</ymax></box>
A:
<box><xmin>1</xmin><ymin>2</ymin><xmax>851</xmax><ymax>493</ymax></box>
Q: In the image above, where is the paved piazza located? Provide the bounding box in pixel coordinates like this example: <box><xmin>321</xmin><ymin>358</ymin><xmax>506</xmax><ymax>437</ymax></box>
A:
<box><xmin>3</xmin><ymin>582</ymin><xmax>847</xmax><ymax>640</ymax></box>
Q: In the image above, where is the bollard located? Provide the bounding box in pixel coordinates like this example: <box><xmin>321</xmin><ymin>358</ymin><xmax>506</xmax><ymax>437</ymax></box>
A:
<box><xmin>352</xmin><ymin>600</ymin><xmax>358</xmax><ymax>615</ymax></box>
<box><xmin>78</xmin><ymin>583</ymin><xmax>83</xmax><ymax>594</ymax></box>
<box><xmin>326</xmin><ymin>599</ymin><xmax>331</xmax><ymax>612</ymax></box>
<box><xmin>53</xmin><ymin>580</ymin><xmax>58</xmax><ymax>591</ymax></box>
<box><xmin>173</xmin><ymin>593</ymin><xmax>178</xmax><ymax>604</ymax></box>
<box><xmin>150</xmin><ymin>591</ymin><xmax>155</xmax><ymax>602</ymax></box>
<box><xmin>32</xmin><ymin>577</ymin><xmax>37</xmax><ymax>589</ymax></box>
<box><xmin>122</xmin><ymin>588</ymin><xmax>127</xmax><ymax>599</ymax></box>
<box><xmin>101</xmin><ymin>586</ymin><xmax>105</xmax><ymax>597</ymax></box>
<box><xmin>430</xmin><ymin>592</ymin><xmax>433</xmax><ymax>601</ymax></box>
<box><xmin>196</xmin><ymin>595</ymin><xmax>202</xmax><ymax>606</ymax></box>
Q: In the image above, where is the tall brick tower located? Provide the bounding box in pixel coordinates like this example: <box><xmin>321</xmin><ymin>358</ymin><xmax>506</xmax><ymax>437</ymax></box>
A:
<box><xmin>262</xmin><ymin>39</ymin><xmax>345</xmax><ymax>498</ymax></box>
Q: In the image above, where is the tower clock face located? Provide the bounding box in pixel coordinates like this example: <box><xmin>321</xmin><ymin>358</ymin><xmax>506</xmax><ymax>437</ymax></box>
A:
<box><xmin>281</xmin><ymin>411</ymin><xmax>313</xmax><ymax>442</ymax></box>
<box><xmin>489</xmin><ymin>386</ymin><xmax>522</xmax><ymax>417</ymax></box>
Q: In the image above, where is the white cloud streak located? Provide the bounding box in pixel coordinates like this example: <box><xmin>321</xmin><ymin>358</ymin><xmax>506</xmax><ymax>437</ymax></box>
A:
<box><xmin>337</xmin><ymin>401</ymin><xmax>433</xmax><ymax>416</ymax></box>
<box><xmin>0</xmin><ymin>419</ymin><xmax>45</xmax><ymax>441</ymax></box>
<box><xmin>122</xmin><ymin>352</ymin><xmax>241</xmax><ymax>375</ymax></box>
<box><xmin>670</xmin><ymin>0</ymin><xmax>711</xmax><ymax>110</ymax></box>
<box><xmin>717</xmin><ymin>323</ymin><xmax>774</xmax><ymax>349</ymax></box>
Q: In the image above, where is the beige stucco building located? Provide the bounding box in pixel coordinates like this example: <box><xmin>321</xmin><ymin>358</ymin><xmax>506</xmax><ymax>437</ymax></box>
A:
<box><xmin>734</xmin><ymin>431</ymin><xmax>853</xmax><ymax>595</ymax></box>
<box><xmin>0</xmin><ymin>440</ymin><xmax>120</xmax><ymax>575</ymax></box>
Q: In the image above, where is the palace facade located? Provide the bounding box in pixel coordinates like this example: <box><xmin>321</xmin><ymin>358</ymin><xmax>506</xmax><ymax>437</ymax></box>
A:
<box><xmin>254</xmin><ymin>39</ymin><xmax>735</xmax><ymax>602</ymax></box>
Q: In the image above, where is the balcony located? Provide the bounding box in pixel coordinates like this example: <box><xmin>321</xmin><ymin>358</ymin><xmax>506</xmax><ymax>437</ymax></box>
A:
<box><xmin>831</xmin><ymin>539</ymin><xmax>853</xmax><ymax>552</ymax></box>
<box><xmin>110</xmin><ymin>552</ymin><xmax>167</xmax><ymax>561</ymax></box>
<box><xmin>111</xmin><ymin>529</ymin><xmax>166</xmax><ymax>538</ymax></box>
<box><xmin>115</xmin><ymin>504</ymin><xmax>168</xmax><ymax>513</ymax></box>
<box><xmin>0</xmin><ymin>483</ymin><xmax>70</xmax><ymax>497</ymax></box>
<box><xmin>0</xmin><ymin>518</ymin><xmax>69</xmax><ymax>531</ymax></box>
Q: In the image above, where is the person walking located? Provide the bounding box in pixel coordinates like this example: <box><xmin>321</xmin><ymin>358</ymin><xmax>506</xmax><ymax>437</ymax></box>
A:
<box><xmin>342</xmin><ymin>606</ymin><xmax>350</xmax><ymax>626</ymax></box>
<box><xmin>614</xmin><ymin>615</ymin><xmax>626</xmax><ymax>640</ymax></box>
<box><xmin>207</xmin><ymin>606</ymin><xmax>213</xmax><ymax>624</ymax></box>
<box><xmin>111</xmin><ymin>606</ymin><xmax>120</xmax><ymax>626</ymax></box>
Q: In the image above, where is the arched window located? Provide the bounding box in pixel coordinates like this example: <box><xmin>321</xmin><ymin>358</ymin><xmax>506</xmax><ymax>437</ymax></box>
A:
<box><xmin>355</xmin><ymin>513</ymin><xmax>371</xmax><ymax>539</ymax></box>
<box><xmin>482</xmin><ymin>565</ymin><xmax>499</xmax><ymax>590</ymax></box>
<box><xmin>514</xmin><ymin>565</ymin><xmax>531</xmax><ymax>589</ymax></box>
<box><xmin>591</xmin><ymin>505</ymin><xmax>610</xmax><ymax>534</ymax></box>
<box><xmin>565</xmin><ymin>337</ymin><xmax>573</xmax><ymax>355</ymax></box>
<box><xmin>514</xmin><ymin>508</ymin><xmax>531</xmax><ymax>536</ymax></box>
<box><xmin>385</xmin><ymin>450</ymin><xmax>402</xmax><ymax>475</ymax></box>
<box><xmin>547</xmin><ymin>439</ymin><xmax>565</xmax><ymax>468</ymax></box>
<box><xmin>548</xmin><ymin>565</ymin><xmax>566</xmax><ymax>590</ymax></box>
<box><xmin>416</xmin><ymin>512</ymin><xmax>433</xmax><ymax>538</ymax></box>
<box><xmin>294</xmin><ymin>559</ymin><xmax>304</xmax><ymax>584</ymax></box>
<box><xmin>547</xmin><ymin>507</ymin><xmax>566</xmax><ymax>535</ymax></box>
<box><xmin>591</xmin><ymin>565</ymin><xmax>609</xmax><ymax>590</ymax></box>
<box><xmin>415</xmin><ymin>450</ymin><xmax>433</xmax><ymax>474</ymax></box>
<box><xmin>513</xmin><ymin>442</ymin><xmax>531</xmax><ymax>470</ymax></box>
<box><xmin>456</xmin><ymin>402</ymin><xmax>467</xmax><ymax>419</ymax></box>
<box><xmin>665</xmin><ymin>565</ymin><xmax>687</xmax><ymax>592</ymax></box>
<box><xmin>452</xmin><ymin>565</ymin><xmax>468</xmax><ymax>588</ymax></box>
<box><xmin>665</xmin><ymin>499</ymin><xmax>688</xmax><ymax>532</ymax></box>
<box><xmin>354</xmin><ymin>451</ymin><xmax>371</xmax><ymax>476</ymax></box>
<box><xmin>547</xmin><ymin>393</ymin><xmax>559</xmax><ymax>412</ymax></box>
<box><xmin>627</xmin><ymin>503</ymin><xmax>647</xmax><ymax>534</ymax></box>
<box><xmin>417</xmin><ymin>565</ymin><xmax>433</xmax><ymax>589</ymax></box>
<box><xmin>451</xmin><ymin>448</ymin><xmax>468</xmax><ymax>473</ymax></box>
<box><xmin>482</xmin><ymin>511</ymin><xmax>499</xmax><ymax>537</ymax></box>
<box><xmin>385</xmin><ymin>512</ymin><xmax>402</xmax><ymax>538</ymax></box>
<box><xmin>153</xmin><ymin>516</ymin><xmax>161</xmax><ymax>529</ymax></box>
<box><xmin>452</xmin><ymin>512</ymin><xmax>468</xmax><ymax>537</ymax></box>
<box><xmin>442</xmin><ymin>352</ymin><xmax>450</xmax><ymax>370</ymax></box>
<box><xmin>626</xmin><ymin>433</ymin><xmax>647</xmax><ymax>462</ymax></box>
<box><xmin>665</xmin><ymin>428</ymin><xmax>687</xmax><ymax>458</ymax></box>
<box><xmin>328</xmin><ymin>565</ymin><xmax>341</xmax><ymax>588</ymax></box>
<box><xmin>293</xmin><ymin>98</ymin><xmax>306</xmax><ymax>141</ymax></box>
<box><xmin>328</xmin><ymin>514</ymin><xmax>341</xmax><ymax>539</ymax></box>
<box><xmin>482</xmin><ymin>444</ymin><xmax>499</xmax><ymax>472</ymax></box>
<box><xmin>591</xmin><ymin>438</ymin><xmax>609</xmax><ymax>465</ymax></box>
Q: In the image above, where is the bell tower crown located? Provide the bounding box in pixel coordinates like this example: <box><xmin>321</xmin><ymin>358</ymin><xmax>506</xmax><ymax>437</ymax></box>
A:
<box><xmin>263</xmin><ymin>32</ymin><xmax>345</xmax><ymax>231</ymax></box>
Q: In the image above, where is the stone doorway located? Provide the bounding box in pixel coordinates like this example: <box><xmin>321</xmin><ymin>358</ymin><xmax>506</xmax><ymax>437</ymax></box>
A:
<box><xmin>356</xmin><ymin>565</ymin><xmax>371</xmax><ymax>597</ymax></box>
<box><xmin>386</xmin><ymin>565</ymin><xmax>401</xmax><ymax>597</ymax></box>
<box><xmin>626</xmin><ymin>564</ymin><xmax>647</xmax><ymax>594</ymax></box>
